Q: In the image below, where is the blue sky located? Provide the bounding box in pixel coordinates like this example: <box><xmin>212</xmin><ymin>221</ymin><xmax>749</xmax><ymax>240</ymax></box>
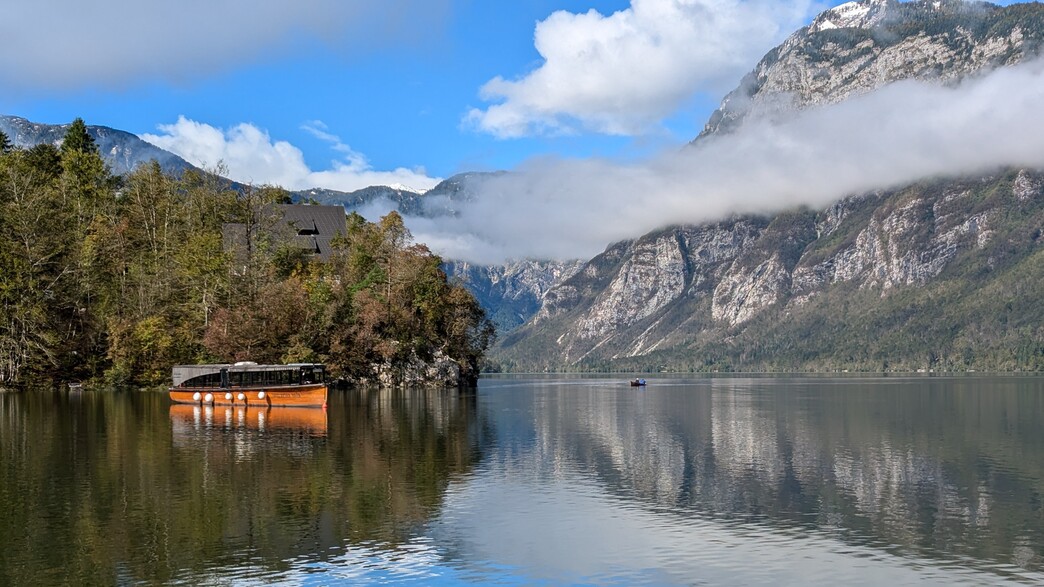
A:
<box><xmin>1</xmin><ymin>0</ymin><xmax>843</xmax><ymax>191</ymax></box>
<box><xmin>3</xmin><ymin>0</ymin><xmax>1038</xmax><ymax>263</ymax></box>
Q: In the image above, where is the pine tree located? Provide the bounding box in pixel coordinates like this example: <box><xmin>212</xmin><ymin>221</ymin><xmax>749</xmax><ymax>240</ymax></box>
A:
<box><xmin>61</xmin><ymin>117</ymin><xmax>97</xmax><ymax>156</ymax></box>
<box><xmin>0</xmin><ymin>129</ymin><xmax>11</xmax><ymax>153</ymax></box>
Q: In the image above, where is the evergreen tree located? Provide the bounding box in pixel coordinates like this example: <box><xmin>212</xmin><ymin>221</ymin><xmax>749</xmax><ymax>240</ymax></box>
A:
<box><xmin>0</xmin><ymin>129</ymin><xmax>10</xmax><ymax>153</ymax></box>
<box><xmin>61</xmin><ymin>117</ymin><xmax>97</xmax><ymax>156</ymax></box>
<box><xmin>23</xmin><ymin>144</ymin><xmax>62</xmax><ymax>179</ymax></box>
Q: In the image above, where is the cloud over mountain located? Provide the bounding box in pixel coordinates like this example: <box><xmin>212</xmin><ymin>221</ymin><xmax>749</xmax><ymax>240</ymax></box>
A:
<box><xmin>425</xmin><ymin>58</ymin><xmax>1044</xmax><ymax>263</ymax></box>
<box><xmin>142</xmin><ymin>117</ymin><xmax>440</xmax><ymax>193</ymax></box>
<box><xmin>466</xmin><ymin>0</ymin><xmax>822</xmax><ymax>138</ymax></box>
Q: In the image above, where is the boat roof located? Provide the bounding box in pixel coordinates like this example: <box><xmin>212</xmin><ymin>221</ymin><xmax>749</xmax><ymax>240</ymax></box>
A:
<box><xmin>171</xmin><ymin>363</ymin><xmax>325</xmax><ymax>387</ymax></box>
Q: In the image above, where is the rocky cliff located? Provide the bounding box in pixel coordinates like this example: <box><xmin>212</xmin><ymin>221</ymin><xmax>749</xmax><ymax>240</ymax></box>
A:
<box><xmin>445</xmin><ymin>259</ymin><xmax>585</xmax><ymax>333</ymax></box>
<box><xmin>492</xmin><ymin>0</ymin><xmax>1044</xmax><ymax>372</ymax></box>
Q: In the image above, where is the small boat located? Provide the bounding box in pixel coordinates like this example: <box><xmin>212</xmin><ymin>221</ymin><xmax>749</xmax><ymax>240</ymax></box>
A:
<box><xmin>169</xmin><ymin>362</ymin><xmax>328</xmax><ymax>408</ymax></box>
<box><xmin>68</xmin><ymin>382</ymin><xmax>83</xmax><ymax>392</ymax></box>
<box><xmin>630</xmin><ymin>378</ymin><xmax>647</xmax><ymax>387</ymax></box>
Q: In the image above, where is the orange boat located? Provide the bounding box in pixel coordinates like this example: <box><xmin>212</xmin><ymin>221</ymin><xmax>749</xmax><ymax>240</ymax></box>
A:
<box><xmin>169</xmin><ymin>362</ymin><xmax>328</xmax><ymax>408</ymax></box>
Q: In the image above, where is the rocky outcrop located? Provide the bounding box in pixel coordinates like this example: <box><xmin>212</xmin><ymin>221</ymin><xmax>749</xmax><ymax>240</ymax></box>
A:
<box><xmin>373</xmin><ymin>350</ymin><xmax>463</xmax><ymax>388</ymax></box>
<box><xmin>575</xmin><ymin>232</ymin><xmax>687</xmax><ymax>339</ymax></box>
<box><xmin>712</xmin><ymin>253</ymin><xmax>790</xmax><ymax>324</ymax></box>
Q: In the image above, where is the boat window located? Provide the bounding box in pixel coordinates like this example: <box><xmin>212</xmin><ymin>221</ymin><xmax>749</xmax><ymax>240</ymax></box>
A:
<box><xmin>295</xmin><ymin>366</ymin><xmax>323</xmax><ymax>384</ymax></box>
<box><xmin>179</xmin><ymin>366</ymin><xmax>324</xmax><ymax>388</ymax></box>
<box><xmin>181</xmin><ymin>372</ymin><xmax>222</xmax><ymax>388</ymax></box>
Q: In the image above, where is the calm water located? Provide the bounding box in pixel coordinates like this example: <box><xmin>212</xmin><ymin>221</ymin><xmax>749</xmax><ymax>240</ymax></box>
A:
<box><xmin>1</xmin><ymin>376</ymin><xmax>1043</xmax><ymax>585</ymax></box>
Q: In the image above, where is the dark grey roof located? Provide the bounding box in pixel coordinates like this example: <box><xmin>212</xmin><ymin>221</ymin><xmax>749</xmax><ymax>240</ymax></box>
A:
<box><xmin>277</xmin><ymin>204</ymin><xmax>347</xmax><ymax>260</ymax></box>
<box><xmin>223</xmin><ymin>204</ymin><xmax>347</xmax><ymax>263</ymax></box>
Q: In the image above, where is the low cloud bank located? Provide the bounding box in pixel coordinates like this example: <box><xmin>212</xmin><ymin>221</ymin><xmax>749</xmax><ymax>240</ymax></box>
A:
<box><xmin>420</xmin><ymin>59</ymin><xmax>1044</xmax><ymax>264</ymax></box>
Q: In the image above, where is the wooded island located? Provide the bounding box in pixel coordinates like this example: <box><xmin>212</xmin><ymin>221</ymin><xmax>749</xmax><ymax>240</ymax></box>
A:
<box><xmin>0</xmin><ymin>120</ymin><xmax>493</xmax><ymax>389</ymax></box>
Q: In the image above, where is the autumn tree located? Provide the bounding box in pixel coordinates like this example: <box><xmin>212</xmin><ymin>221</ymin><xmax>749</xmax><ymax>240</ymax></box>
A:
<box><xmin>316</xmin><ymin>211</ymin><xmax>494</xmax><ymax>384</ymax></box>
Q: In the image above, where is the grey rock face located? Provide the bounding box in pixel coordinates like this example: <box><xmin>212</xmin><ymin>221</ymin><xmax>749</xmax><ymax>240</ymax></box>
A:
<box><xmin>1013</xmin><ymin>170</ymin><xmax>1041</xmax><ymax>202</ymax></box>
<box><xmin>446</xmin><ymin>258</ymin><xmax>584</xmax><ymax>333</ymax></box>
<box><xmin>374</xmin><ymin>349</ymin><xmax>461</xmax><ymax>388</ymax></box>
<box><xmin>513</xmin><ymin>220</ymin><xmax>767</xmax><ymax>364</ymax></box>
<box><xmin>575</xmin><ymin>233</ymin><xmax>687</xmax><ymax>339</ymax></box>
<box><xmin>712</xmin><ymin>253</ymin><xmax>790</xmax><ymax>325</ymax></box>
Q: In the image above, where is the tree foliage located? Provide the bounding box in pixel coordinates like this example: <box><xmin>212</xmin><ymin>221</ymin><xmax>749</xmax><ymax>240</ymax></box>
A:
<box><xmin>0</xmin><ymin>123</ymin><xmax>493</xmax><ymax>388</ymax></box>
<box><xmin>60</xmin><ymin>117</ymin><xmax>97</xmax><ymax>157</ymax></box>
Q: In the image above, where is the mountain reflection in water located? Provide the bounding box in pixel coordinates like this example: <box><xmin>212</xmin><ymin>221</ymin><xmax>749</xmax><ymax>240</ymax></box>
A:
<box><xmin>0</xmin><ymin>377</ymin><xmax>1041</xmax><ymax>585</ymax></box>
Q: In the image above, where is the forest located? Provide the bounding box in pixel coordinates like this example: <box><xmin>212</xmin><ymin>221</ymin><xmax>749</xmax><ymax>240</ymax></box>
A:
<box><xmin>0</xmin><ymin>120</ymin><xmax>493</xmax><ymax>389</ymax></box>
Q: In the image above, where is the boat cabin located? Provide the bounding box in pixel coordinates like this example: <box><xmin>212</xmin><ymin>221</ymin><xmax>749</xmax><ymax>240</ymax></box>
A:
<box><xmin>172</xmin><ymin>362</ymin><xmax>326</xmax><ymax>390</ymax></box>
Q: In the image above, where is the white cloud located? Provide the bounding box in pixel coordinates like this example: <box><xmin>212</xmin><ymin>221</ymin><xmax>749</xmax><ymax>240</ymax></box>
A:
<box><xmin>0</xmin><ymin>0</ymin><xmax>447</xmax><ymax>90</ymax></box>
<box><xmin>466</xmin><ymin>0</ymin><xmax>823</xmax><ymax>138</ymax></box>
<box><xmin>419</xmin><ymin>59</ymin><xmax>1044</xmax><ymax>263</ymax></box>
<box><xmin>142</xmin><ymin>116</ymin><xmax>440</xmax><ymax>193</ymax></box>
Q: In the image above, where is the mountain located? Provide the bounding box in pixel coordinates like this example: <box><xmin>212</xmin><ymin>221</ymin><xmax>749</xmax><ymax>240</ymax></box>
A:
<box><xmin>298</xmin><ymin>185</ymin><xmax>432</xmax><ymax>214</ymax></box>
<box><xmin>444</xmin><ymin>259</ymin><xmax>586</xmax><ymax>333</ymax></box>
<box><xmin>698</xmin><ymin>0</ymin><xmax>1043</xmax><ymax>139</ymax></box>
<box><xmin>491</xmin><ymin>0</ymin><xmax>1044</xmax><ymax>373</ymax></box>
<box><xmin>0</xmin><ymin>115</ymin><xmax>197</xmax><ymax>176</ymax></box>
<box><xmin>298</xmin><ymin>171</ymin><xmax>503</xmax><ymax>216</ymax></box>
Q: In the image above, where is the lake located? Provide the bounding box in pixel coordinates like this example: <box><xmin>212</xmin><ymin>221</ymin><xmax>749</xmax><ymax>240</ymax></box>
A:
<box><xmin>1</xmin><ymin>375</ymin><xmax>1042</xmax><ymax>585</ymax></box>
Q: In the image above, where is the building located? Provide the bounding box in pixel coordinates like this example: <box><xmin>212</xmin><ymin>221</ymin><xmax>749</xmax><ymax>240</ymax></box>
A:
<box><xmin>276</xmin><ymin>204</ymin><xmax>347</xmax><ymax>261</ymax></box>
<box><xmin>223</xmin><ymin>204</ymin><xmax>348</xmax><ymax>266</ymax></box>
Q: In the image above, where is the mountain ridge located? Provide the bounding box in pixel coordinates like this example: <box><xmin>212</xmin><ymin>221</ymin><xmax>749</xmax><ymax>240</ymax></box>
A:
<box><xmin>0</xmin><ymin>115</ymin><xmax>197</xmax><ymax>176</ymax></box>
<box><xmin>697</xmin><ymin>0</ymin><xmax>1042</xmax><ymax>139</ymax></box>
<box><xmin>491</xmin><ymin>0</ymin><xmax>1044</xmax><ymax>372</ymax></box>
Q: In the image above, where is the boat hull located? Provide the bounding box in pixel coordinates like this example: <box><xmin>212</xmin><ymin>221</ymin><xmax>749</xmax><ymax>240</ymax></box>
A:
<box><xmin>169</xmin><ymin>383</ymin><xmax>327</xmax><ymax>408</ymax></box>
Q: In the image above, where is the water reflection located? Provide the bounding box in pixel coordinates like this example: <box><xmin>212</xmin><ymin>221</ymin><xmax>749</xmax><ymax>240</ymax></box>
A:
<box><xmin>169</xmin><ymin>404</ymin><xmax>329</xmax><ymax>436</ymax></box>
<box><xmin>465</xmin><ymin>376</ymin><xmax>1044</xmax><ymax>583</ymax></box>
<box><xmin>2</xmin><ymin>378</ymin><xmax>1043</xmax><ymax>585</ymax></box>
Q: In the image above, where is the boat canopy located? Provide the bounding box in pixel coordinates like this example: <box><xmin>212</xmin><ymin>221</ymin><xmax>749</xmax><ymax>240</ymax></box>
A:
<box><xmin>171</xmin><ymin>363</ymin><xmax>325</xmax><ymax>388</ymax></box>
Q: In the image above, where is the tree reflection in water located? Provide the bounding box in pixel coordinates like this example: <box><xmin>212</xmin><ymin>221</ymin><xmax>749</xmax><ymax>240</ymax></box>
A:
<box><xmin>0</xmin><ymin>387</ymin><xmax>484</xmax><ymax>585</ymax></box>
